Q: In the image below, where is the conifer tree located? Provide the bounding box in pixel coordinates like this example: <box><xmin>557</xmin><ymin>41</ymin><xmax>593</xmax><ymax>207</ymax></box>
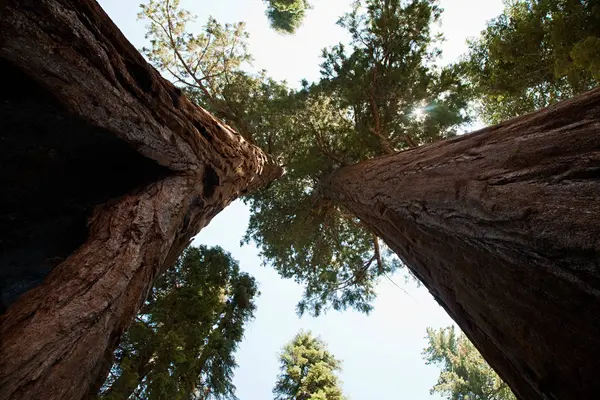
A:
<box><xmin>464</xmin><ymin>0</ymin><xmax>600</xmax><ymax>123</ymax></box>
<box><xmin>265</xmin><ymin>0</ymin><xmax>311</xmax><ymax>33</ymax></box>
<box><xmin>100</xmin><ymin>246</ymin><xmax>258</xmax><ymax>400</ymax></box>
<box><xmin>273</xmin><ymin>332</ymin><xmax>345</xmax><ymax>400</ymax></box>
<box><xmin>424</xmin><ymin>326</ymin><xmax>516</xmax><ymax>400</ymax></box>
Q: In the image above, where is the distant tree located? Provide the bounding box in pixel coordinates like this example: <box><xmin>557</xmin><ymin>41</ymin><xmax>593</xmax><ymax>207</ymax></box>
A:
<box><xmin>273</xmin><ymin>331</ymin><xmax>346</xmax><ymax>400</ymax></box>
<box><xmin>99</xmin><ymin>246</ymin><xmax>258</xmax><ymax>400</ymax></box>
<box><xmin>265</xmin><ymin>0</ymin><xmax>311</xmax><ymax>33</ymax></box>
<box><xmin>423</xmin><ymin>326</ymin><xmax>516</xmax><ymax>400</ymax></box>
<box><xmin>464</xmin><ymin>0</ymin><xmax>600</xmax><ymax>123</ymax></box>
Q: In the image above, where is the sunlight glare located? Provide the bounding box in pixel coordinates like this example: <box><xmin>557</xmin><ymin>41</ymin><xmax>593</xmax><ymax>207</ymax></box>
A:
<box><xmin>411</xmin><ymin>107</ymin><xmax>427</xmax><ymax>121</ymax></box>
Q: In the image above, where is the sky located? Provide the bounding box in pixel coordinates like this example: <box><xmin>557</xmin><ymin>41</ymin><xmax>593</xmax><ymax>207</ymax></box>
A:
<box><xmin>97</xmin><ymin>0</ymin><xmax>505</xmax><ymax>399</ymax></box>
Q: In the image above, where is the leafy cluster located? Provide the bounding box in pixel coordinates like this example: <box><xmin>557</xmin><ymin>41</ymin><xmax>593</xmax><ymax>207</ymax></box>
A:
<box><xmin>100</xmin><ymin>246</ymin><xmax>257</xmax><ymax>400</ymax></box>
<box><xmin>464</xmin><ymin>0</ymin><xmax>600</xmax><ymax>123</ymax></box>
<box><xmin>423</xmin><ymin>326</ymin><xmax>516</xmax><ymax>400</ymax></box>
<box><xmin>273</xmin><ymin>331</ymin><xmax>346</xmax><ymax>400</ymax></box>
<box><xmin>265</xmin><ymin>0</ymin><xmax>312</xmax><ymax>33</ymax></box>
<box><xmin>139</xmin><ymin>0</ymin><xmax>258</xmax><ymax>136</ymax></box>
<box><xmin>320</xmin><ymin>0</ymin><xmax>469</xmax><ymax>152</ymax></box>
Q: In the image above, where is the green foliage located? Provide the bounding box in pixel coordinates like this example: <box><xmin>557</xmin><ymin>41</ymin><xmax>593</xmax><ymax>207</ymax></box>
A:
<box><xmin>273</xmin><ymin>331</ymin><xmax>346</xmax><ymax>400</ymax></box>
<box><xmin>139</xmin><ymin>0</ymin><xmax>256</xmax><ymax>136</ymax></box>
<box><xmin>99</xmin><ymin>246</ymin><xmax>257</xmax><ymax>400</ymax></box>
<box><xmin>320</xmin><ymin>0</ymin><xmax>469</xmax><ymax>151</ymax></box>
<box><xmin>264</xmin><ymin>0</ymin><xmax>311</xmax><ymax>33</ymax></box>
<box><xmin>244</xmin><ymin>0</ymin><xmax>469</xmax><ymax>316</ymax></box>
<box><xmin>139</xmin><ymin>0</ymin><xmax>299</xmax><ymax>145</ymax></box>
<box><xmin>423</xmin><ymin>326</ymin><xmax>516</xmax><ymax>400</ymax></box>
<box><xmin>139</xmin><ymin>0</ymin><xmax>466</xmax><ymax>316</ymax></box>
<box><xmin>243</xmin><ymin>89</ymin><xmax>392</xmax><ymax>316</ymax></box>
<box><xmin>464</xmin><ymin>0</ymin><xmax>600</xmax><ymax>124</ymax></box>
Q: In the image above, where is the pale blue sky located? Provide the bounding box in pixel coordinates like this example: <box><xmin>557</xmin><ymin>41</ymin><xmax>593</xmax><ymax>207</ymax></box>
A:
<box><xmin>97</xmin><ymin>1</ymin><xmax>505</xmax><ymax>399</ymax></box>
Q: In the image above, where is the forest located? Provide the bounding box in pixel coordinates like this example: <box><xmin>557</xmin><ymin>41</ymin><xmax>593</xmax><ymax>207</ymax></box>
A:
<box><xmin>0</xmin><ymin>0</ymin><xmax>599</xmax><ymax>399</ymax></box>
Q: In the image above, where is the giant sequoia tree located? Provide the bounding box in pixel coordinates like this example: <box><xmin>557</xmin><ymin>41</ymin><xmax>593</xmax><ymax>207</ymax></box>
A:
<box><xmin>0</xmin><ymin>1</ymin><xmax>280</xmax><ymax>399</ymax></box>
<box><xmin>1</xmin><ymin>1</ymin><xmax>600</xmax><ymax>400</ymax></box>
<box><xmin>316</xmin><ymin>89</ymin><xmax>600</xmax><ymax>399</ymax></box>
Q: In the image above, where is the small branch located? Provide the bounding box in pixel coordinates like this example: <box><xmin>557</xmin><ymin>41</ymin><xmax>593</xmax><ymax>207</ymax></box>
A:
<box><xmin>383</xmin><ymin>272</ymin><xmax>415</xmax><ymax>301</ymax></box>
<box><xmin>404</xmin><ymin>134</ymin><xmax>417</xmax><ymax>148</ymax></box>
<box><xmin>162</xmin><ymin>0</ymin><xmax>214</xmax><ymax>101</ymax></box>
<box><xmin>164</xmin><ymin>66</ymin><xmax>202</xmax><ymax>89</ymax></box>
<box><xmin>368</xmin><ymin>65</ymin><xmax>395</xmax><ymax>154</ymax></box>
<box><xmin>192</xmin><ymin>33</ymin><xmax>214</xmax><ymax>76</ymax></box>
<box><xmin>373</xmin><ymin>234</ymin><xmax>384</xmax><ymax>274</ymax></box>
<box><xmin>311</xmin><ymin>123</ymin><xmax>345</xmax><ymax>165</ymax></box>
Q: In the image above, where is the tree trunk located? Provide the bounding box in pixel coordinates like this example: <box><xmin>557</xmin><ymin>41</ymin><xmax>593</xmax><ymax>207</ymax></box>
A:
<box><xmin>0</xmin><ymin>1</ymin><xmax>281</xmax><ymax>399</ymax></box>
<box><xmin>320</xmin><ymin>88</ymin><xmax>600</xmax><ymax>400</ymax></box>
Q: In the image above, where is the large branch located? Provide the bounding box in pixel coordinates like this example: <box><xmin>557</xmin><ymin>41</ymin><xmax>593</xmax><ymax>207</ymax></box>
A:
<box><xmin>0</xmin><ymin>1</ymin><xmax>282</xmax><ymax>399</ymax></box>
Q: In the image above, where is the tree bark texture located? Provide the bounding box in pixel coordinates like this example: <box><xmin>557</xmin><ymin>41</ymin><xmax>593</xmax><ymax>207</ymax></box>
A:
<box><xmin>321</xmin><ymin>88</ymin><xmax>600</xmax><ymax>400</ymax></box>
<box><xmin>0</xmin><ymin>1</ymin><xmax>281</xmax><ymax>399</ymax></box>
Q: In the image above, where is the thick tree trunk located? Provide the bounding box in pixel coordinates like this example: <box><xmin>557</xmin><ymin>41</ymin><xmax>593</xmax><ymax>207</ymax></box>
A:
<box><xmin>321</xmin><ymin>88</ymin><xmax>600</xmax><ymax>400</ymax></box>
<box><xmin>0</xmin><ymin>1</ymin><xmax>281</xmax><ymax>399</ymax></box>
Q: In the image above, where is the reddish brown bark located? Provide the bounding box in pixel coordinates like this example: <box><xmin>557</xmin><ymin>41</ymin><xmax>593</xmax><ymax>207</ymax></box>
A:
<box><xmin>0</xmin><ymin>1</ymin><xmax>281</xmax><ymax>399</ymax></box>
<box><xmin>321</xmin><ymin>88</ymin><xmax>600</xmax><ymax>400</ymax></box>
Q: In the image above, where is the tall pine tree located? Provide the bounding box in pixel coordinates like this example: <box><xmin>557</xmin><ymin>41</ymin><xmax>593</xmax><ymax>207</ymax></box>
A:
<box><xmin>100</xmin><ymin>246</ymin><xmax>257</xmax><ymax>400</ymax></box>
<box><xmin>273</xmin><ymin>332</ymin><xmax>345</xmax><ymax>400</ymax></box>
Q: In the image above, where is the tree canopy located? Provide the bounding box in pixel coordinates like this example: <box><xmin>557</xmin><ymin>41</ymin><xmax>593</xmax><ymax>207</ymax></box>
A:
<box><xmin>464</xmin><ymin>0</ymin><xmax>600</xmax><ymax>123</ymax></box>
<box><xmin>244</xmin><ymin>0</ymin><xmax>470</xmax><ymax>315</ymax></box>
<box><xmin>137</xmin><ymin>0</ymin><xmax>600</xmax><ymax>319</ymax></box>
<box><xmin>99</xmin><ymin>246</ymin><xmax>258</xmax><ymax>400</ymax></box>
<box><xmin>139</xmin><ymin>0</ymin><xmax>471</xmax><ymax>316</ymax></box>
<box><xmin>273</xmin><ymin>331</ymin><xmax>346</xmax><ymax>400</ymax></box>
<box><xmin>423</xmin><ymin>326</ymin><xmax>516</xmax><ymax>400</ymax></box>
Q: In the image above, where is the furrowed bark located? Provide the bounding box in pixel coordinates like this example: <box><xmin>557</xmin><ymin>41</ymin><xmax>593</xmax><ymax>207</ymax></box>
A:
<box><xmin>320</xmin><ymin>88</ymin><xmax>600</xmax><ymax>400</ymax></box>
<box><xmin>0</xmin><ymin>1</ymin><xmax>281</xmax><ymax>399</ymax></box>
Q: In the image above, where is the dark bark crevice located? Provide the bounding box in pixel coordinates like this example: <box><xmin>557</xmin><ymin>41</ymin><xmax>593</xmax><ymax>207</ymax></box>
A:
<box><xmin>0</xmin><ymin>58</ymin><xmax>172</xmax><ymax>313</ymax></box>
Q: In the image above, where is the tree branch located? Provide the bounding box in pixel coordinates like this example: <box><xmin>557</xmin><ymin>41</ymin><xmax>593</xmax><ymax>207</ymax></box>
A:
<box><xmin>368</xmin><ymin>65</ymin><xmax>395</xmax><ymax>154</ymax></box>
<box><xmin>373</xmin><ymin>234</ymin><xmax>384</xmax><ymax>274</ymax></box>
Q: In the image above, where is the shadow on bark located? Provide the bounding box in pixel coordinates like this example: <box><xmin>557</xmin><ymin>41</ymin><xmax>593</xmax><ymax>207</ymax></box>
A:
<box><xmin>0</xmin><ymin>57</ymin><xmax>171</xmax><ymax>312</ymax></box>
